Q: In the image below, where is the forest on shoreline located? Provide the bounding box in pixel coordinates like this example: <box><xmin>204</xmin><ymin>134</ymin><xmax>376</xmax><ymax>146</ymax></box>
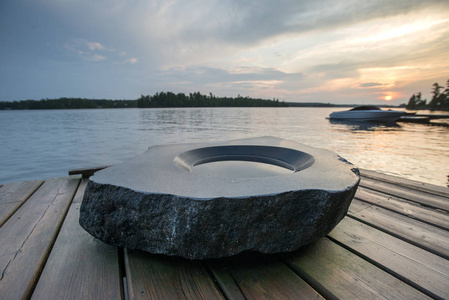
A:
<box><xmin>0</xmin><ymin>92</ymin><xmax>287</xmax><ymax>110</ymax></box>
<box><xmin>136</xmin><ymin>92</ymin><xmax>286</xmax><ymax>107</ymax></box>
<box><xmin>0</xmin><ymin>98</ymin><xmax>137</xmax><ymax>110</ymax></box>
<box><xmin>7</xmin><ymin>86</ymin><xmax>448</xmax><ymax>110</ymax></box>
<box><xmin>0</xmin><ymin>91</ymin><xmax>391</xmax><ymax>110</ymax></box>
<box><xmin>406</xmin><ymin>79</ymin><xmax>449</xmax><ymax>110</ymax></box>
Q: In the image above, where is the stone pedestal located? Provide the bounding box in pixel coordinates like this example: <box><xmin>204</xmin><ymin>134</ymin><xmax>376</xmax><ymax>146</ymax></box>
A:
<box><xmin>80</xmin><ymin>137</ymin><xmax>360</xmax><ymax>259</ymax></box>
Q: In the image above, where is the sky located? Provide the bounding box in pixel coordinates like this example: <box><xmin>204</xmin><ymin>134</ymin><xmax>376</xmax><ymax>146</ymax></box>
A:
<box><xmin>1</xmin><ymin>0</ymin><xmax>449</xmax><ymax>105</ymax></box>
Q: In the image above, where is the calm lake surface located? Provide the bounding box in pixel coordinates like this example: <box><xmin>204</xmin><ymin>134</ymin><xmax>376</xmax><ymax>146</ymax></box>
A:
<box><xmin>1</xmin><ymin>107</ymin><xmax>448</xmax><ymax>187</ymax></box>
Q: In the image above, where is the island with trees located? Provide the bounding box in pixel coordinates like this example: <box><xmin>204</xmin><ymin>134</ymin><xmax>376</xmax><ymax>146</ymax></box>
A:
<box><xmin>0</xmin><ymin>98</ymin><xmax>137</xmax><ymax>110</ymax></box>
<box><xmin>136</xmin><ymin>92</ymin><xmax>287</xmax><ymax>108</ymax></box>
<box><xmin>406</xmin><ymin>79</ymin><xmax>449</xmax><ymax>110</ymax></box>
<box><xmin>0</xmin><ymin>92</ymin><xmax>287</xmax><ymax>110</ymax></box>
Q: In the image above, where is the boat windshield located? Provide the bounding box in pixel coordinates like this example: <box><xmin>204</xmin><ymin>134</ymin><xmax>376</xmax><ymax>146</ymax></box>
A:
<box><xmin>349</xmin><ymin>106</ymin><xmax>381</xmax><ymax>111</ymax></box>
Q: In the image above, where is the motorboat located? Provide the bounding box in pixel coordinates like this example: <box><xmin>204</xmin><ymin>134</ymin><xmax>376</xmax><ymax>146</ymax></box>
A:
<box><xmin>328</xmin><ymin>105</ymin><xmax>406</xmax><ymax>122</ymax></box>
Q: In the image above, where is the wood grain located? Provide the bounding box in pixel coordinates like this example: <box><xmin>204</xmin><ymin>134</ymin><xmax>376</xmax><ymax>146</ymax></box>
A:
<box><xmin>360</xmin><ymin>176</ymin><xmax>449</xmax><ymax>211</ymax></box>
<box><xmin>206</xmin><ymin>261</ymin><xmax>246</xmax><ymax>300</ymax></box>
<box><xmin>0</xmin><ymin>180</ymin><xmax>44</xmax><ymax>227</ymax></box>
<box><xmin>0</xmin><ymin>169</ymin><xmax>447</xmax><ymax>299</ymax></box>
<box><xmin>355</xmin><ymin>187</ymin><xmax>449</xmax><ymax>230</ymax></box>
<box><xmin>348</xmin><ymin>199</ymin><xmax>449</xmax><ymax>259</ymax></box>
<box><xmin>0</xmin><ymin>177</ymin><xmax>79</xmax><ymax>300</ymax></box>
<box><xmin>125</xmin><ymin>249</ymin><xmax>224</xmax><ymax>300</ymax></box>
<box><xmin>209</xmin><ymin>253</ymin><xmax>323</xmax><ymax>300</ymax></box>
<box><xmin>31</xmin><ymin>179</ymin><xmax>122</xmax><ymax>300</ymax></box>
<box><xmin>329</xmin><ymin>217</ymin><xmax>449</xmax><ymax>299</ymax></box>
<box><xmin>360</xmin><ymin>169</ymin><xmax>449</xmax><ymax>198</ymax></box>
<box><xmin>283</xmin><ymin>238</ymin><xmax>431</xmax><ymax>299</ymax></box>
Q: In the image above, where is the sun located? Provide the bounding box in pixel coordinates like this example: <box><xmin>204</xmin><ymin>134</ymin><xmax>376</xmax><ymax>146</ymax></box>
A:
<box><xmin>385</xmin><ymin>95</ymin><xmax>392</xmax><ymax>101</ymax></box>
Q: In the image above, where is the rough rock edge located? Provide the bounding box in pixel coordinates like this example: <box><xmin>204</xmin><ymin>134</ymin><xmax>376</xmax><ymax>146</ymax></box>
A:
<box><xmin>79</xmin><ymin>175</ymin><xmax>359</xmax><ymax>259</ymax></box>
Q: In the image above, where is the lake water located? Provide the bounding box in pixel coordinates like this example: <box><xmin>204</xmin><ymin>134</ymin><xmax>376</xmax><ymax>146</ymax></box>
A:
<box><xmin>1</xmin><ymin>107</ymin><xmax>448</xmax><ymax>187</ymax></box>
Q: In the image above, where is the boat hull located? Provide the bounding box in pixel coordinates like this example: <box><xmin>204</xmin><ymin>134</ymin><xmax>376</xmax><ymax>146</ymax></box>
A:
<box><xmin>329</xmin><ymin>110</ymin><xmax>405</xmax><ymax>122</ymax></box>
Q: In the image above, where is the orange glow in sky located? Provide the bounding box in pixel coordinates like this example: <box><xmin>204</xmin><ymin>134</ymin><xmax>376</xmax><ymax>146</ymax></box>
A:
<box><xmin>1</xmin><ymin>1</ymin><xmax>449</xmax><ymax>104</ymax></box>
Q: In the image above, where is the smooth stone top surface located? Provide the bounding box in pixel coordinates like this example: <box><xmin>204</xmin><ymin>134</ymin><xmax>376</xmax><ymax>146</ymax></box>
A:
<box><xmin>81</xmin><ymin>136</ymin><xmax>360</xmax><ymax>259</ymax></box>
<box><xmin>90</xmin><ymin>136</ymin><xmax>359</xmax><ymax>199</ymax></box>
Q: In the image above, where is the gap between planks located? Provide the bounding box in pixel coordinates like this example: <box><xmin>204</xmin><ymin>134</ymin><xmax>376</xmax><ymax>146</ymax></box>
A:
<box><xmin>0</xmin><ymin>180</ymin><xmax>45</xmax><ymax>227</ymax></box>
<box><xmin>0</xmin><ymin>177</ymin><xmax>80</xmax><ymax>300</ymax></box>
<box><xmin>327</xmin><ymin>217</ymin><xmax>449</xmax><ymax>299</ymax></box>
<box><xmin>354</xmin><ymin>187</ymin><xmax>449</xmax><ymax>231</ymax></box>
<box><xmin>359</xmin><ymin>175</ymin><xmax>449</xmax><ymax>212</ymax></box>
<box><xmin>360</xmin><ymin>169</ymin><xmax>449</xmax><ymax>198</ymax></box>
<box><xmin>348</xmin><ymin>200</ymin><xmax>449</xmax><ymax>260</ymax></box>
<box><xmin>30</xmin><ymin>179</ymin><xmax>122</xmax><ymax>300</ymax></box>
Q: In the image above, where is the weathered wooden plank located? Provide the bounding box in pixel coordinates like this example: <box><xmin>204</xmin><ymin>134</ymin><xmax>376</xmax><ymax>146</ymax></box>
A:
<box><xmin>125</xmin><ymin>249</ymin><xmax>224</xmax><ymax>300</ymax></box>
<box><xmin>360</xmin><ymin>169</ymin><xmax>449</xmax><ymax>198</ymax></box>
<box><xmin>348</xmin><ymin>199</ymin><xmax>449</xmax><ymax>259</ymax></box>
<box><xmin>328</xmin><ymin>217</ymin><xmax>449</xmax><ymax>299</ymax></box>
<box><xmin>0</xmin><ymin>180</ymin><xmax>44</xmax><ymax>227</ymax></box>
<box><xmin>31</xmin><ymin>179</ymin><xmax>122</xmax><ymax>300</ymax></box>
<box><xmin>209</xmin><ymin>253</ymin><xmax>323</xmax><ymax>300</ymax></box>
<box><xmin>348</xmin><ymin>198</ymin><xmax>371</xmax><ymax>214</ymax></box>
<box><xmin>360</xmin><ymin>176</ymin><xmax>449</xmax><ymax>212</ymax></box>
<box><xmin>283</xmin><ymin>238</ymin><xmax>431</xmax><ymax>299</ymax></box>
<box><xmin>355</xmin><ymin>187</ymin><xmax>449</xmax><ymax>230</ymax></box>
<box><xmin>205</xmin><ymin>262</ymin><xmax>246</xmax><ymax>300</ymax></box>
<box><xmin>0</xmin><ymin>177</ymin><xmax>80</xmax><ymax>300</ymax></box>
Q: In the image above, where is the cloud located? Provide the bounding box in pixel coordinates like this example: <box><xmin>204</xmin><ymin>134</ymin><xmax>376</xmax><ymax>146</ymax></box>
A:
<box><xmin>142</xmin><ymin>65</ymin><xmax>305</xmax><ymax>100</ymax></box>
<box><xmin>360</xmin><ymin>82</ymin><xmax>384</xmax><ymax>88</ymax></box>
<box><xmin>145</xmin><ymin>0</ymin><xmax>448</xmax><ymax>47</ymax></box>
<box><xmin>1</xmin><ymin>0</ymin><xmax>449</xmax><ymax>102</ymax></box>
<box><xmin>63</xmin><ymin>43</ymin><xmax>84</xmax><ymax>55</ymax></box>
<box><xmin>63</xmin><ymin>39</ymin><xmax>139</xmax><ymax>64</ymax></box>
<box><xmin>158</xmin><ymin>66</ymin><xmax>302</xmax><ymax>85</ymax></box>
<box><xmin>45</xmin><ymin>0</ymin><xmax>449</xmax><ymax>71</ymax></box>
<box><xmin>121</xmin><ymin>0</ymin><xmax>449</xmax><ymax>88</ymax></box>
<box><xmin>86</xmin><ymin>41</ymin><xmax>105</xmax><ymax>51</ymax></box>
<box><xmin>89</xmin><ymin>54</ymin><xmax>107</xmax><ymax>62</ymax></box>
<box><xmin>126</xmin><ymin>58</ymin><xmax>138</xmax><ymax>64</ymax></box>
<box><xmin>64</xmin><ymin>39</ymin><xmax>106</xmax><ymax>61</ymax></box>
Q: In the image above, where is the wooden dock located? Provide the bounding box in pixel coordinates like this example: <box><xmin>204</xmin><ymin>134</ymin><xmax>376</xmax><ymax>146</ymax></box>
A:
<box><xmin>1</xmin><ymin>169</ymin><xmax>448</xmax><ymax>299</ymax></box>
<box><xmin>399</xmin><ymin>114</ymin><xmax>449</xmax><ymax>125</ymax></box>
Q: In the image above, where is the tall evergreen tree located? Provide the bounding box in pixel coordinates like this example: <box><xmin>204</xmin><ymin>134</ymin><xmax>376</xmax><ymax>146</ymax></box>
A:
<box><xmin>406</xmin><ymin>94</ymin><xmax>417</xmax><ymax>109</ymax></box>
<box><xmin>429</xmin><ymin>82</ymin><xmax>444</xmax><ymax>108</ymax></box>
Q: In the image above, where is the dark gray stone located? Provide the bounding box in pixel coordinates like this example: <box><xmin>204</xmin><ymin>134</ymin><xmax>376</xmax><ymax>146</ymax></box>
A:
<box><xmin>79</xmin><ymin>136</ymin><xmax>360</xmax><ymax>259</ymax></box>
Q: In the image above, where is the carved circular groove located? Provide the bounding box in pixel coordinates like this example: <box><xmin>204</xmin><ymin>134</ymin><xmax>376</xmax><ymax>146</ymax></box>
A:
<box><xmin>79</xmin><ymin>137</ymin><xmax>360</xmax><ymax>259</ymax></box>
<box><xmin>174</xmin><ymin>145</ymin><xmax>314</xmax><ymax>178</ymax></box>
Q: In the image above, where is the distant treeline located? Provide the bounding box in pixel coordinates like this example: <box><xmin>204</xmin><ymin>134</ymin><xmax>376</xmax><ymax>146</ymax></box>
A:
<box><xmin>2</xmin><ymin>91</ymin><xmax>410</xmax><ymax>110</ymax></box>
<box><xmin>286</xmin><ymin>102</ymin><xmax>343</xmax><ymax>107</ymax></box>
<box><xmin>0</xmin><ymin>98</ymin><xmax>137</xmax><ymax>110</ymax></box>
<box><xmin>137</xmin><ymin>92</ymin><xmax>287</xmax><ymax>108</ymax></box>
<box><xmin>0</xmin><ymin>92</ymin><xmax>287</xmax><ymax>109</ymax></box>
<box><xmin>406</xmin><ymin>79</ymin><xmax>449</xmax><ymax>110</ymax></box>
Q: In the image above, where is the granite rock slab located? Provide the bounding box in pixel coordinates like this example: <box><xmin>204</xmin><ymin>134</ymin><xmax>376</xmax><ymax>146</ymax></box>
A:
<box><xmin>79</xmin><ymin>136</ymin><xmax>360</xmax><ymax>259</ymax></box>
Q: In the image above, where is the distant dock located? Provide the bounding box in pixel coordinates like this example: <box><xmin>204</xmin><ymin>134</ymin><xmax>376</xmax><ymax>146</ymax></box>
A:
<box><xmin>399</xmin><ymin>113</ymin><xmax>449</xmax><ymax>125</ymax></box>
